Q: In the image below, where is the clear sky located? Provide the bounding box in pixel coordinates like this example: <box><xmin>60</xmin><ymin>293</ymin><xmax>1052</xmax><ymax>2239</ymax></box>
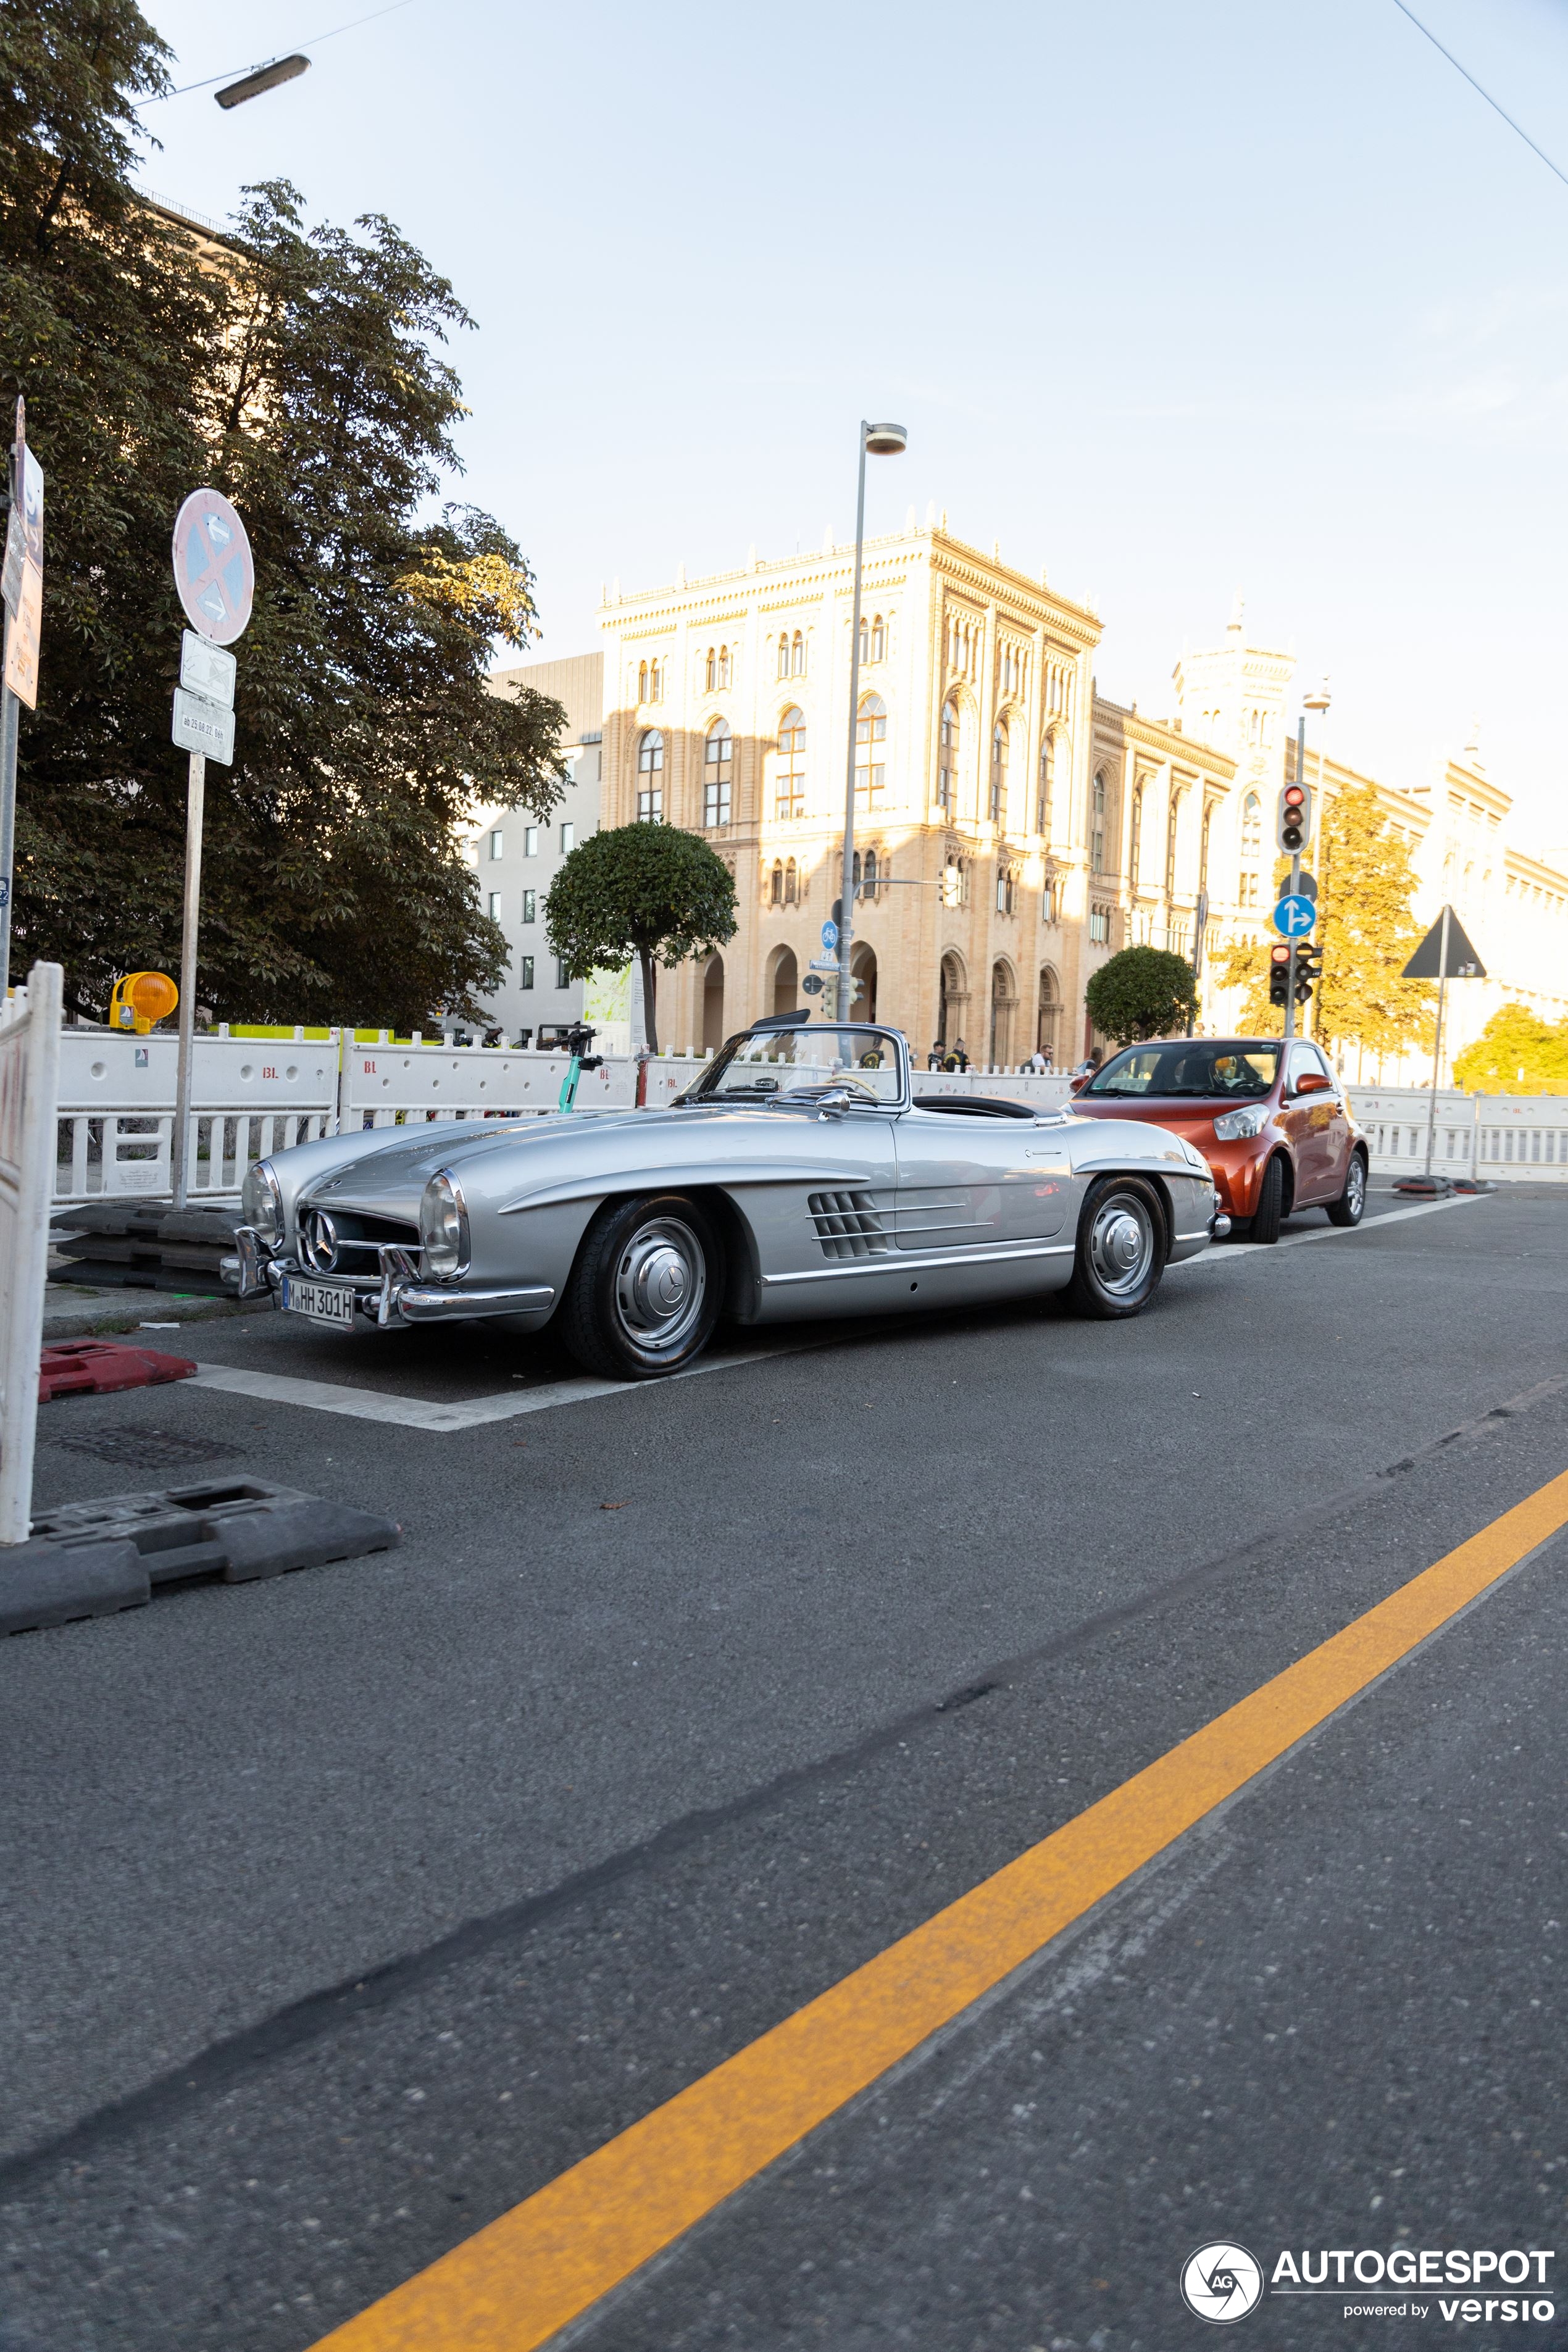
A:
<box><xmin>133</xmin><ymin>0</ymin><xmax>1568</xmax><ymax>853</ymax></box>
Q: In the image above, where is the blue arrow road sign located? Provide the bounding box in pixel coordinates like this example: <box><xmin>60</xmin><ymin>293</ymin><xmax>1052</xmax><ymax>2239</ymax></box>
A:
<box><xmin>820</xmin><ymin>919</ymin><xmax>838</xmax><ymax>950</ymax></box>
<box><xmin>1272</xmin><ymin>893</ymin><xmax>1316</xmax><ymax>938</ymax></box>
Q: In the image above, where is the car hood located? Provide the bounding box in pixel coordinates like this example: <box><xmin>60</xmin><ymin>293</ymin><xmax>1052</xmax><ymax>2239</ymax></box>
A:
<box><xmin>1069</xmin><ymin>1096</ymin><xmax>1274</xmax><ymax>1146</ymax></box>
<box><xmin>293</xmin><ymin>1104</ymin><xmax>802</xmax><ymax>1223</ymax></box>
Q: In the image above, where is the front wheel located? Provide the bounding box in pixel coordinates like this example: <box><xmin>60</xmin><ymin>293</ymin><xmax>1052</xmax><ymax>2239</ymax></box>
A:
<box><xmin>1326</xmin><ymin>1149</ymin><xmax>1367</xmax><ymax>1228</ymax></box>
<box><xmin>1064</xmin><ymin>1175</ymin><xmax>1167</xmax><ymax>1320</ymax></box>
<box><xmin>1249</xmin><ymin>1154</ymin><xmax>1285</xmax><ymax>1245</ymax></box>
<box><xmin>561</xmin><ymin>1193</ymin><xmax>722</xmax><ymax>1380</ymax></box>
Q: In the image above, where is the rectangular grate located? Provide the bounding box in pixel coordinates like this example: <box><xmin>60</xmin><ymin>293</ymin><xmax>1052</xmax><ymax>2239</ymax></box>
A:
<box><xmin>807</xmin><ymin>1191</ymin><xmax>890</xmax><ymax>1260</ymax></box>
<box><xmin>44</xmin><ymin>1427</ymin><xmax>244</xmax><ymax>1469</ymax></box>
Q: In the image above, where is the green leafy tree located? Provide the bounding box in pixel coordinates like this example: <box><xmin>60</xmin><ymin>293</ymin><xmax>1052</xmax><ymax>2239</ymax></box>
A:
<box><xmin>1214</xmin><ymin>779</ymin><xmax>1432</xmax><ymax>1053</ymax></box>
<box><xmin>546</xmin><ymin>824</ymin><xmax>736</xmax><ymax>1055</ymax></box>
<box><xmin>1085</xmin><ymin>945</ymin><xmax>1197</xmax><ymax>1046</ymax></box>
<box><xmin>1453</xmin><ymin>1003</ymin><xmax>1568</xmax><ymax>1095</ymax></box>
<box><xmin>2</xmin><ymin>0</ymin><xmax>565</xmax><ymax>1025</ymax></box>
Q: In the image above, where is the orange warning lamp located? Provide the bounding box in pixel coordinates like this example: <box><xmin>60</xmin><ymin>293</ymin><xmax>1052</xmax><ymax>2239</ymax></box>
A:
<box><xmin>109</xmin><ymin>971</ymin><xmax>179</xmax><ymax>1035</ymax></box>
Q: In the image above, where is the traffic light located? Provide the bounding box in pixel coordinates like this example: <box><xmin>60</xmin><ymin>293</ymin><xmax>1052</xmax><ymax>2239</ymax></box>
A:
<box><xmin>1276</xmin><ymin>780</ymin><xmax>1312</xmax><ymax>854</ymax></box>
<box><xmin>1293</xmin><ymin>941</ymin><xmax>1323</xmax><ymax>1003</ymax></box>
<box><xmin>1269</xmin><ymin>943</ymin><xmax>1293</xmax><ymax>1007</ymax></box>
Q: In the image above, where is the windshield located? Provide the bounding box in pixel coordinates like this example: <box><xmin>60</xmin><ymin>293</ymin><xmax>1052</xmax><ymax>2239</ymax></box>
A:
<box><xmin>1084</xmin><ymin>1041</ymin><xmax>1281</xmax><ymax>1101</ymax></box>
<box><xmin>685</xmin><ymin>1025</ymin><xmax>905</xmax><ymax>1106</ymax></box>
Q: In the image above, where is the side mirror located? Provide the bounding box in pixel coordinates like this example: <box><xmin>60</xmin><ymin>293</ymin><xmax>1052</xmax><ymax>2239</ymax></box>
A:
<box><xmin>816</xmin><ymin>1088</ymin><xmax>854</xmax><ymax>1119</ymax></box>
<box><xmin>1294</xmin><ymin>1071</ymin><xmax>1332</xmax><ymax>1097</ymax></box>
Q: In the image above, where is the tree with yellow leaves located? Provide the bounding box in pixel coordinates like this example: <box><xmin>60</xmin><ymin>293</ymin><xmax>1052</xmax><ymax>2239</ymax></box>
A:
<box><xmin>1213</xmin><ymin>777</ymin><xmax>1432</xmax><ymax>1058</ymax></box>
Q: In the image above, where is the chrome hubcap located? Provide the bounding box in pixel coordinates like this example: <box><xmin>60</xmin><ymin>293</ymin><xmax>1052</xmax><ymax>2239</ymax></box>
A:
<box><xmin>1088</xmin><ymin>1193</ymin><xmax>1154</xmax><ymax>1296</ymax></box>
<box><xmin>614</xmin><ymin>1218</ymin><xmax>706</xmax><ymax>1357</ymax></box>
<box><xmin>1347</xmin><ymin>1159</ymin><xmax>1365</xmax><ymax>1212</ymax></box>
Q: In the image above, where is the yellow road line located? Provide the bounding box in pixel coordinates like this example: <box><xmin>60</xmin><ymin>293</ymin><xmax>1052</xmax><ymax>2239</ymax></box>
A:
<box><xmin>312</xmin><ymin>1463</ymin><xmax>1568</xmax><ymax>2352</ymax></box>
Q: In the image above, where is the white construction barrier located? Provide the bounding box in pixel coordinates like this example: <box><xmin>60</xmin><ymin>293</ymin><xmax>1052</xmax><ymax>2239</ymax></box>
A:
<box><xmin>1</xmin><ymin>964</ymin><xmax>63</xmax><ymax>1544</ymax></box>
<box><xmin>338</xmin><ymin>1038</ymin><xmax>635</xmax><ymax>1127</ymax></box>
<box><xmin>1348</xmin><ymin>1086</ymin><xmax>1568</xmax><ymax>1185</ymax></box>
<box><xmin>56</xmin><ymin>1028</ymin><xmax>338</xmax><ymax>1204</ymax></box>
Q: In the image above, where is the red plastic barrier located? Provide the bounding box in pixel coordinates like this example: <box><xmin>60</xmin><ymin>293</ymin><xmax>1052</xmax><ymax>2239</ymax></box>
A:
<box><xmin>38</xmin><ymin>1340</ymin><xmax>198</xmax><ymax>1403</ymax></box>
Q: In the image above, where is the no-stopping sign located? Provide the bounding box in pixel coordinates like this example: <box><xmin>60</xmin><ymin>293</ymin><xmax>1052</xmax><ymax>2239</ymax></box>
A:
<box><xmin>172</xmin><ymin>488</ymin><xmax>254</xmax><ymax>644</ymax></box>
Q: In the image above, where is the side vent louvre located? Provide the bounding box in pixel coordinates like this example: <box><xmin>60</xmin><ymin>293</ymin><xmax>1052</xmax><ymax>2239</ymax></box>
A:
<box><xmin>808</xmin><ymin>1190</ymin><xmax>890</xmax><ymax>1260</ymax></box>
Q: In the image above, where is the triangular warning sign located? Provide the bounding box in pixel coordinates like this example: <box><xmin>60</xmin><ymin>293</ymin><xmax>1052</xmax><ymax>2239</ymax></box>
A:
<box><xmin>1402</xmin><ymin>906</ymin><xmax>1486</xmax><ymax>980</ymax></box>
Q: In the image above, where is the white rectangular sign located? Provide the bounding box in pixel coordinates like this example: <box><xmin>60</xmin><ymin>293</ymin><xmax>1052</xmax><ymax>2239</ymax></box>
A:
<box><xmin>180</xmin><ymin>630</ymin><xmax>236</xmax><ymax>709</ymax></box>
<box><xmin>172</xmin><ymin>685</ymin><xmax>235</xmax><ymax>764</ymax></box>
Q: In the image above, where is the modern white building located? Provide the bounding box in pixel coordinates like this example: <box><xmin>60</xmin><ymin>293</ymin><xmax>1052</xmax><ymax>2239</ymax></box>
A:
<box><xmin>465</xmin><ymin>652</ymin><xmax>604</xmax><ymax>1042</ymax></box>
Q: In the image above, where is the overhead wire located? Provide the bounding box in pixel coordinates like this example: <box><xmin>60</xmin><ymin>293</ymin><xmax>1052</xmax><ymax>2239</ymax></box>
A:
<box><xmin>140</xmin><ymin>0</ymin><xmax>420</xmax><ymax>103</ymax></box>
<box><xmin>1390</xmin><ymin>0</ymin><xmax>1568</xmax><ymax>194</ymax></box>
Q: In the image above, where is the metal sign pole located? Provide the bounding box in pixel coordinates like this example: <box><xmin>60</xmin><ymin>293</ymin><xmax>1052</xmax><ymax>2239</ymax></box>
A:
<box><xmin>1283</xmin><ymin>721</ymin><xmax>1304</xmax><ymax>1044</ymax></box>
<box><xmin>1422</xmin><ymin>901</ymin><xmax>1451</xmax><ymax>1179</ymax></box>
<box><xmin>171</xmin><ymin>749</ymin><xmax>205</xmax><ymax>1209</ymax></box>
<box><xmin>837</xmin><ymin>423</ymin><xmax>869</xmax><ymax>1027</ymax></box>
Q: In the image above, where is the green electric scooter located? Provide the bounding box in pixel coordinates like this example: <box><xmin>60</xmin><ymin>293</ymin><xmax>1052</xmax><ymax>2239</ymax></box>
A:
<box><xmin>556</xmin><ymin>1021</ymin><xmax>603</xmax><ymax>1112</ymax></box>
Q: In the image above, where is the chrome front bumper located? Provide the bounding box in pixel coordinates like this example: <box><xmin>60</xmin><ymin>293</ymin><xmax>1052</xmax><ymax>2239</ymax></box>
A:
<box><xmin>224</xmin><ymin>1228</ymin><xmax>554</xmax><ymax>1326</ymax></box>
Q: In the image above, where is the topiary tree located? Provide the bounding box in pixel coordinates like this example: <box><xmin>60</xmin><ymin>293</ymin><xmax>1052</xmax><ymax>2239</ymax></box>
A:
<box><xmin>1085</xmin><ymin>945</ymin><xmax>1198</xmax><ymax>1046</ymax></box>
<box><xmin>545</xmin><ymin>823</ymin><xmax>736</xmax><ymax>1054</ymax></box>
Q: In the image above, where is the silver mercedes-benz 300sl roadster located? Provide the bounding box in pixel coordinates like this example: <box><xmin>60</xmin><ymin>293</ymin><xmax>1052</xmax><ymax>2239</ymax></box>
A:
<box><xmin>230</xmin><ymin>1015</ymin><xmax>1229</xmax><ymax>1379</ymax></box>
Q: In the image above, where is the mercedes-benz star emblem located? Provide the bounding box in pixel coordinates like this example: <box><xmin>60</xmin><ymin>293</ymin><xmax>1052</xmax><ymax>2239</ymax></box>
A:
<box><xmin>1180</xmin><ymin>2242</ymin><xmax>1264</xmax><ymax>2324</ymax></box>
<box><xmin>302</xmin><ymin>1207</ymin><xmax>339</xmax><ymax>1272</ymax></box>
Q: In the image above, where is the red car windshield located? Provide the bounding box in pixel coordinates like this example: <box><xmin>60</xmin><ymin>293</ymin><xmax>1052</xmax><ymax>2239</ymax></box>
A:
<box><xmin>1084</xmin><ymin>1043</ymin><xmax>1281</xmax><ymax>1100</ymax></box>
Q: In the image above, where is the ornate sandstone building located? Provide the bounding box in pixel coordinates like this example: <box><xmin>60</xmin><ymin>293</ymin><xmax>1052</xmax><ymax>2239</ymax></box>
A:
<box><xmin>487</xmin><ymin>515</ymin><xmax>1568</xmax><ymax>1075</ymax></box>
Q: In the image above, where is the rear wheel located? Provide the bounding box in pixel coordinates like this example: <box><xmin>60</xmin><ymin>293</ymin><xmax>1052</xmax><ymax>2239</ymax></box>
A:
<box><xmin>1249</xmin><ymin>1154</ymin><xmax>1285</xmax><ymax>1245</ymax></box>
<box><xmin>1065</xmin><ymin>1175</ymin><xmax>1166</xmax><ymax>1319</ymax></box>
<box><xmin>1326</xmin><ymin>1148</ymin><xmax>1367</xmax><ymax>1228</ymax></box>
<box><xmin>561</xmin><ymin>1193</ymin><xmax>722</xmax><ymax>1380</ymax></box>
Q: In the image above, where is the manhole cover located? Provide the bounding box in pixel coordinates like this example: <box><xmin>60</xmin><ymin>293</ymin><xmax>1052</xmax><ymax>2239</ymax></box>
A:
<box><xmin>45</xmin><ymin>1428</ymin><xmax>244</xmax><ymax>1469</ymax></box>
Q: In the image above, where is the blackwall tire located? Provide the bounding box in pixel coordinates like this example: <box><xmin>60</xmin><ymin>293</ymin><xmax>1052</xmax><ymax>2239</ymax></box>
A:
<box><xmin>1326</xmin><ymin>1149</ymin><xmax>1368</xmax><ymax>1228</ymax></box>
<box><xmin>561</xmin><ymin>1193</ymin><xmax>722</xmax><ymax>1380</ymax></box>
<box><xmin>1250</xmin><ymin>1156</ymin><xmax>1285</xmax><ymax>1245</ymax></box>
<box><xmin>1065</xmin><ymin>1175</ymin><xmax>1167</xmax><ymax>1320</ymax></box>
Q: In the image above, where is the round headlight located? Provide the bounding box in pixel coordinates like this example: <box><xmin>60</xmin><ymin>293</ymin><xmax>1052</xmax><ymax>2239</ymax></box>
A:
<box><xmin>420</xmin><ymin>1169</ymin><xmax>469</xmax><ymax>1280</ymax></box>
<box><xmin>241</xmin><ymin>1158</ymin><xmax>282</xmax><ymax>1246</ymax></box>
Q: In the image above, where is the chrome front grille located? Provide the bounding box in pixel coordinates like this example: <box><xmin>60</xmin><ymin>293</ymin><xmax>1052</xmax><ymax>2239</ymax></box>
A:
<box><xmin>807</xmin><ymin>1191</ymin><xmax>890</xmax><ymax>1260</ymax></box>
<box><xmin>295</xmin><ymin>1201</ymin><xmax>422</xmax><ymax>1275</ymax></box>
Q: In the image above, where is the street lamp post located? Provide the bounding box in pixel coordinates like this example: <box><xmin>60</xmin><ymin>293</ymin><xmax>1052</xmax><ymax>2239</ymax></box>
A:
<box><xmin>836</xmin><ymin>420</ymin><xmax>906</xmax><ymax>1023</ymax></box>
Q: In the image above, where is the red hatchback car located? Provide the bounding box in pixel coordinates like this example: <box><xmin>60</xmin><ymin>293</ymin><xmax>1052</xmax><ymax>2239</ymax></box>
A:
<box><xmin>1069</xmin><ymin>1035</ymin><xmax>1368</xmax><ymax>1242</ymax></box>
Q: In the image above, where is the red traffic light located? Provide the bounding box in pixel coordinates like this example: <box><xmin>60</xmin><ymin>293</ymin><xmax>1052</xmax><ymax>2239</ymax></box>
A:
<box><xmin>1283</xmin><ymin>785</ymin><xmax>1305</xmax><ymax>809</ymax></box>
<box><xmin>1270</xmin><ymin>944</ymin><xmax>1291</xmax><ymax>965</ymax></box>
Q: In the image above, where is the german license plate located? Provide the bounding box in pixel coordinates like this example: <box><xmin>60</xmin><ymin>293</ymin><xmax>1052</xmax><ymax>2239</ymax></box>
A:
<box><xmin>281</xmin><ymin>1275</ymin><xmax>356</xmax><ymax>1327</ymax></box>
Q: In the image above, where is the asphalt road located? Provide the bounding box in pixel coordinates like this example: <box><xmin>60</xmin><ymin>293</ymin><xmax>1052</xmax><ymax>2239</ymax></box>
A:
<box><xmin>1</xmin><ymin>1182</ymin><xmax>1565</xmax><ymax>2351</ymax></box>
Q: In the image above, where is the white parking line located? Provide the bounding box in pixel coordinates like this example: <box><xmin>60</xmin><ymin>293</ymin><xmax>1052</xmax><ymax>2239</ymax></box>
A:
<box><xmin>190</xmin><ymin>1339</ymin><xmax>818</xmax><ymax>1431</ymax></box>
<box><xmin>1174</xmin><ymin>1187</ymin><xmax>1488</xmax><ymax>1271</ymax></box>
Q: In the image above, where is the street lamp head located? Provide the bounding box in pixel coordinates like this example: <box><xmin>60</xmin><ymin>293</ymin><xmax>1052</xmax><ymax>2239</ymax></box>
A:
<box><xmin>216</xmin><ymin>53</ymin><xmax>311</xmax><ymax>108</ymax></box>
<box><xmin>864</xmin><ymin>422</ymin><xmax>907</xmax><ymax>456</ymax></box>
<box><xmin>1303</xmin><ymin>679</ymin><xmax>1331</xmax><ymax>714</ymax></box>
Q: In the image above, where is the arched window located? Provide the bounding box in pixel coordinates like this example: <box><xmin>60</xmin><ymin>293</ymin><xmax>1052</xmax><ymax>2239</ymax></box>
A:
<box><xmin>858</xmin><ymin>615</ymin><xmax>869</xmax><ymax>664</ymax></box>
<box><xmin>938</xmin><ymin>696</ymin><xmax>959</xmax><ymax>813</ymax></box>
<box><xmin>1130</xmin><ymin>786</ymin><xmax>1144</xmax><ymax>888</ymax></box>
<box><xmin>1036</xmin><ymin>968</ymin><xmax>1059</xmax><ymax>1060</ymax></box>
<box><xmin>856</xmin><ymin>693</ymin><xmax>886</xmax><ymax>802</ymax></box>
<box><xmin>784</xmin><ymin>856</ymin><xmax>798</xmax><ymax>905</ymax></box>
<box><xmin>1240</xmin><ymin>789</ymin><xmax>1262</xmax><ymax>907</ymax></box>
<box><xmin>872</xmin><ymin>614</ymin><xmax>885</xmax><ymax>663</ymax></box>
<box><xmin>777</xmin><ymin>634</ymin><xmax>790</xmax><ymax>681</ymax></box>
<box><xmin>704</xmin><ymin>719</ymin><xmax>732</xmax><ymax>827</ymax></box>
<box><xmin>1165</xmin><ymin>791</ymin><xmax>1181</xmax><ymax>898</ymax></box>
<box><xmin>770</xmin><ymin>859</ymin><xmax>784</xmax><ymax>906</ymax></box>
<box><xmin>862</xmin><ymin>846</ymin><xmax>878</xmax><ymax>900</ymax></box>
<box><xmin>775</xmin><ymin>706</ymin><xmax>807</xmax><ymax>819</ymax></box>
<box><xmin>705</xmin><ymin>646</ymin><xmax>716</xmax><ymax>691</ymax></box>
<box><xmin>719</xmin><ymin>644</ymin><xmax>732</xmax><ymax>690</ymax></box>
<box><xmin>637</xmin><ymin>661</ymin><xmax>648</xmax><ymax>704</ymax></box>
<box><xmin>996</xmin><ymin>863</ymin><xmax>1017</xmax><ymax>915</ymax></box>
<box><xmin>990</xmin><ymin>720</ymin><xmax>1008</xmax><ymax>824</ymax></box>
<box><xmin>651</xmin><ymin>659</ymin><xmax>664</xmax><ymax>701</ymax></box>
<box><xmin>636</xmin><ymin>728</ymin><xmax>664</xmax><ymax>822</ymax></box>
<box><xmin>1038</xmin><ymin>732</ymin><xmax>1056</xmax><ymax>835</ymax></box>
<box><xmin>791</xmin><ymin>630</ymin><xmax>806</xmax><ymax>677</ymax></box>
<box><xmin>1090</xmin><ymin>770</ymin><xmax>1106</xmax><ymax>876</ymax></box>
<box><xmin>1200</xmin><ymin>804</ymin><xmax>1213</xmax><ymax>890</ymax></box>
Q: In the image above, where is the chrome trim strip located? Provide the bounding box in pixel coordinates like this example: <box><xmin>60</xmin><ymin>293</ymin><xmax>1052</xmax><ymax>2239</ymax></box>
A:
<box><xmin>395</xmin><ymin>1283</ymin><xmax>556</xmax><ymax>1324</ymax></box>
<box><xmin>762</xmin><ymin>1240</ymin><xmax>1074</xmax><ymax>1287</ymax></box>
